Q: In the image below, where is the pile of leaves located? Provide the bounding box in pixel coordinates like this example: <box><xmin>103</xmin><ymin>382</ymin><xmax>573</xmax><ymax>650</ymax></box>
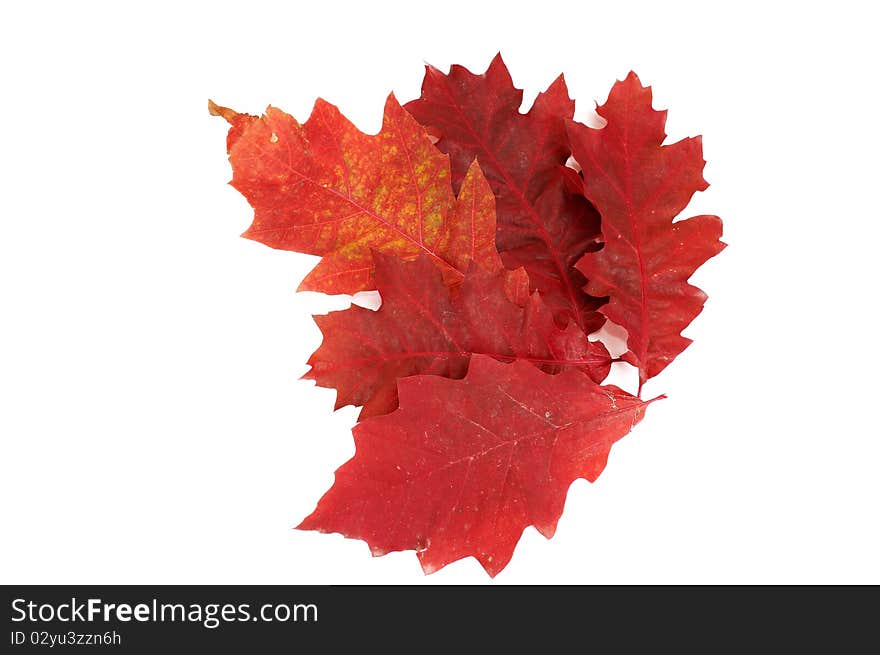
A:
<box><xmin>211</xmin><ymin>55</ymin><xmax>724</xmax><ymax>577</ymax></box>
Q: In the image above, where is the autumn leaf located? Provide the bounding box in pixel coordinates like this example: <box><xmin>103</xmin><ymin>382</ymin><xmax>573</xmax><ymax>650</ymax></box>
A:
<box><xmin>405</xmin><ymin>54</ymin><xmax>606</xmax><ymax>332</ymax></box>
<box><xmin>305</xmin><ymin>252</ymin><xmax>611</xmax><ymax>419</ymax></box>
<box><xmin>213</xmin><ymin>60</ymin><xmax>725</xmax><ymax>577</ymax></box>
<box><xmin>210</xmin><ymin>95</ymin><xmax>501</xmax><ymax>294</ymax></box>
<box><xmin>566</xmin><ymin>73</ymin><xmax>725</xmax><ymax>390</ymax></box>
<box><xmin>298</xmin><ymin>355</ymin><xmax>655</xmax><ymax>577</ymax></box>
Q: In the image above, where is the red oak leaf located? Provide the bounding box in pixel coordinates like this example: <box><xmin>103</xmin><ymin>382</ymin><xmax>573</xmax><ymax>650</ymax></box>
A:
<box><xmin>298</xmin><ymin>355</ymin><xmax>654</xmax><ymax>577</ymax></box>
<box><xmin>405</xmin><ymin>54</ymin><xmax>606</xmax><ymax>333</ymax></box>
<box><xmin>305</xmin><ymin>252</ymin><xmax>611</xmax><ymax>419</ymax></box>
<box><xmin>213</xmin><ymin>61</ymin><xmax>725</xmax><ymax>578</ymax></box>
<box><xmin>210</xmin><ymin>95</ymin><xmax>501</xmax><ymax>294</ymax></box>
<box><xmin>566</xmin><ymin>73</ymin><xmax>725</xmax><ymax>390</ymax></box>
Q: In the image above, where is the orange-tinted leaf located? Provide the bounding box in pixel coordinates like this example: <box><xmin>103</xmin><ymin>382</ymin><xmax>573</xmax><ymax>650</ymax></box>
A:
<box><xmin>298</xmin><ymin>355</ymin><xmax>654</xmax><ymax>576</ymax></box>
<box><xmin>566</xmin><ymin>73</ymin><xmax>726</xmax><ymax>389</ymax></box>
<box><xmin>405</xmin><ymin>54</ymin><xmax>605</xmax><ymax>332</ymax></box>
<box><xmin>306</xmin><ymin>252</ymin><xmax>610</xmax><ymax>419</ymax></box>
<box><xmin>214</xmin><ymin>95</ymin><xmax>501</xmax><ymax>294</ymax></box>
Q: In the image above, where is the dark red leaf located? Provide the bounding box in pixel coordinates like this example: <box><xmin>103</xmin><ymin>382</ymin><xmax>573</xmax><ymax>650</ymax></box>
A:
<box><xmin>298</xmin><ymin>355</ymin><xmax>654</xmax><ymax>576</ymax></box>
<box><xmin>405</xmin><ymin>54</ymin><xmax>605</xmax><ymax>332</ymax></box>
<box><xmin>566</xmin><ymin>72</ymin><xmax>725</xmax><ymax>389</ymax></box>
<box><xmin>305</xmin><ymin>252</ymin><xmax>611</xmax><ymax>419</ymax></box>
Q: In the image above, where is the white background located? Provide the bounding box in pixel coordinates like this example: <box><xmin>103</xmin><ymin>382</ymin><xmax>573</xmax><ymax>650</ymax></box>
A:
<box><xmin>1</xmin><ymin>1</ymin><xmax>877</xmax><ymax>584</ymax></box>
